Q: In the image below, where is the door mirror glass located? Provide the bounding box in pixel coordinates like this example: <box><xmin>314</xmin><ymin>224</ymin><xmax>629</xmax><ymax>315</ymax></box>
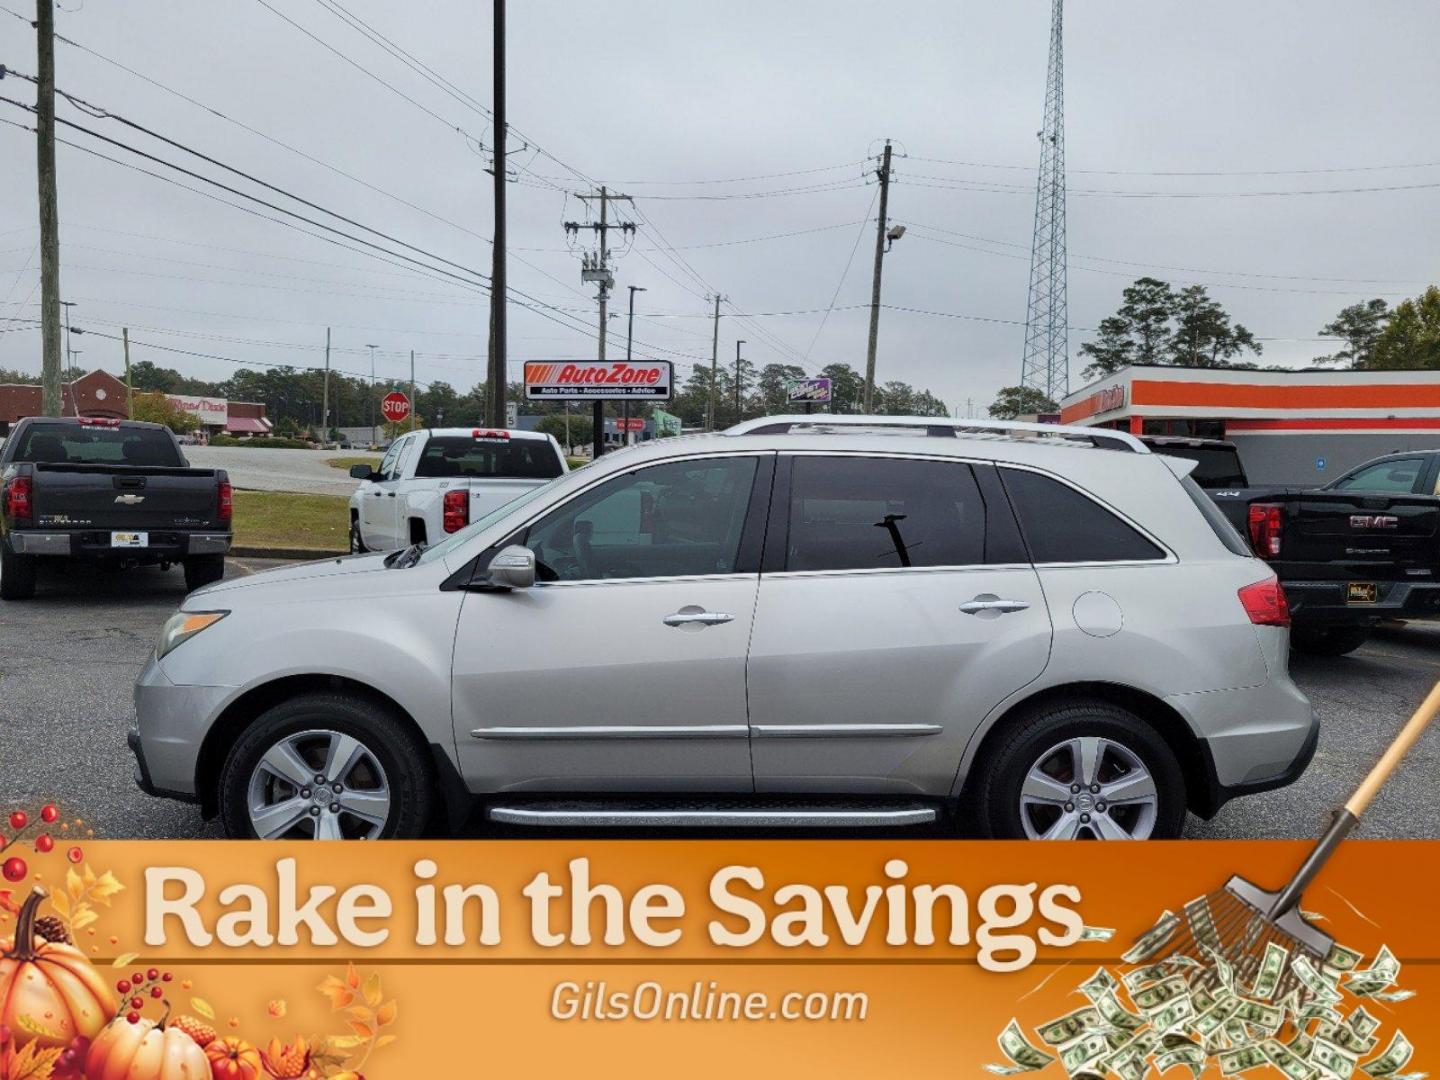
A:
<box><xmin>487</xmin><ymin>544</ymin><xmax>536</xmax><ymax>589</ymax></box>
<box><xmin>349</xmin><ymin>464</ymin><xmax>377</xmax><ymax>480</ymax></box>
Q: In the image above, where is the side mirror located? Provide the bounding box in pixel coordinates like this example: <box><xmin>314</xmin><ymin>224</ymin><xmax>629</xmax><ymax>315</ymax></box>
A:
<box><xmin>349</xmin><ymin>464</ymin><xmax>377</xmax><ymax>480</ymax></box>
<box><xmin>486</xmin><ymin>544</ymin><xmax>536</xmax><ymax>590</ymax></box>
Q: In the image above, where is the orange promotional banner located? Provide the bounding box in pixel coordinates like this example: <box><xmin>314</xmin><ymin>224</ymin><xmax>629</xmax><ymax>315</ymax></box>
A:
<box><xmin>0</xmin><ymin>839</ymin><xmax>1435</xmax><ymax>1077</ymax></box>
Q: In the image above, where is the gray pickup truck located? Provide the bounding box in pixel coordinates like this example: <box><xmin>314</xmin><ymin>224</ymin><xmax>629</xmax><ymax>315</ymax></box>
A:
<box><xmin>0</xmin><ymin>416</ymin><xmax>232</xmax><ymax>600</ymax></box>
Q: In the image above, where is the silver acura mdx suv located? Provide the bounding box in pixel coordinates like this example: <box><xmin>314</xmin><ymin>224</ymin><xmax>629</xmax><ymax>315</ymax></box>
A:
<box><xmin>129</xmin><ymin>416</ymin><xmax>1317</xmax><ymax>840</ymax></box>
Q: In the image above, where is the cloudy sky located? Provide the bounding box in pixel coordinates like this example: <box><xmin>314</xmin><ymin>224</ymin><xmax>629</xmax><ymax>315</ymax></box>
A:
<box><xmin>2</xmin><ymin>0</ymin><xmax>1437</xmax><ymax>413</ymax></box>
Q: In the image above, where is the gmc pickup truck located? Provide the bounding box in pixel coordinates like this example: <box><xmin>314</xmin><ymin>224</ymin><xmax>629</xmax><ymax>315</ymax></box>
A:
<box><xmin>1</xmin><ymin>416</ymin><xmax>232</xmax><ymax>600</ymax></box>
<box><xmin>347</xmin><ymin>426</ymin><xmax>567</xmax><ymax>553</ymax></box>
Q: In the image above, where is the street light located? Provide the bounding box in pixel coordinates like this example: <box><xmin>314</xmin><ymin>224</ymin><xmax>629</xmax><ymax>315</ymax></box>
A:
<box><xmin>365</xmin><ymin>344</ymin><xmax>379</xmax><ymax>446</ymax></box>
<box><xmin>624</xmin><ymin>285</ymin><xmax>646</xmax><ymax>445</ymax></box>
<box><xmin>734</xmin><ymin>340</ymin><xmax>746</xmax><ymax>425</ymax></box>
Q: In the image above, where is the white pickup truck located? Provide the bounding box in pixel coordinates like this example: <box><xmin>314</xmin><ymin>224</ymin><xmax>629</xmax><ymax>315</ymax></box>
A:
<box><xmin>347</xmin><ymin>427</ymin><xmax>568</xmax><ymax>553</ymax></box>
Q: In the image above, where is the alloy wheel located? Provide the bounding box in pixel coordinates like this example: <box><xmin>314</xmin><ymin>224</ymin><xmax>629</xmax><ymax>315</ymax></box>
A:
<box><xmin>245</xmin><ymin>728</ymin><xmax>391</xmax><ymax>839</ymax></box>
<box><xmin>1018</xmin><ymin>735</ymin><xmax>1159</xmax><ymax>840</ymax></box>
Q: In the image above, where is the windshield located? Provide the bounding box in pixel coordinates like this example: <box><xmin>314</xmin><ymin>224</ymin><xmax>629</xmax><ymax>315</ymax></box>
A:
<box><xmin>414</xmin><ymin>435</ymin><xmax>563</xmax><ymax>480</ymax></box>
<box><xmin>1151</xmin><ymin>445</ymin><xmax>1246</xmax><ymax>488</ymax></box>
<box><xmin>13</xmin><ymin>423</ymin><xmax>184</xmax><ymax>467</ymax></box>
<box><xmin>416</xmin><ymin>480</ymin><xmax>560</xmax><ymax>565</ymax></box>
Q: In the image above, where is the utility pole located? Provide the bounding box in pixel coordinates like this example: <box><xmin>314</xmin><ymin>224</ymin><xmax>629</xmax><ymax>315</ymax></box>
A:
<box><xmin>321</xmin><ymin>327</ymin><xmax>331</xmax><ymax>442</ymax></box>
<box><xmin>485</xmin><ymin>0</ymin><xmax>508</xmax><ymax>429</ymax></box>
<box><xmin>122</xmin><ymin>327</ymin><xmax>133</xmax><ymax>419</ymax></box>
<box><xmin>365</xmin><ymin>343</ymin><xmax>378</xmax><ymax>446</ymax></box>
<box><xmin>35</xmin><ymin>0</ymin><xmax>62</xmax><ymax>416</ymax></box>
<box><xmin>705</xmin><ymin>293</ymin><xmax>725</xmax><ymax>431</ymax></box>
<box><xmin>409</xmin><ymin>349</ymin><xmax>416</xmax><ymax>432</ymax></box>
<box><xmin>863</xmin><ymin>139</ymin><xmax>895</xmax><ymax>414</ymax></box>
<box><xmin>734</xmin><ymin>340</ymin><xmax>746</xmax><ymax>424</ymax></box>
<box><xmin>625</xmin><ymin>285</ymin><xmax>645</xmax><ymax>445</ymax></box>
<box><xmin>565</xmin><ymin>186</ymin><xmax>633</xmax><ymax>460</ymax></box>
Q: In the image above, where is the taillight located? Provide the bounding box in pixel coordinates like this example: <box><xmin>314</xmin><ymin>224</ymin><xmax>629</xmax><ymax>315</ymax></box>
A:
<box><xmin>1238</xmin><ymin>576</ymin><xmax>1290</xmax><ymax>627</ymax></box>
<box><xmin>4</xmin><ymin>476</ymin><xmax>33</xmax><ymax>522</ymax></box>
<box><xmin>217</xmin><ymin>481</ymin><xmax>233</xmax><ymax>523</ymax></box>
<box><xmin>442</xmin><ymin>489</ymin><xmax>468</xmax><ymax>533</ymax></box>
<box><xmin>1247</xmin><ymin>503</ymin><xmax>1283</xmax><ymax>557</ymax></box>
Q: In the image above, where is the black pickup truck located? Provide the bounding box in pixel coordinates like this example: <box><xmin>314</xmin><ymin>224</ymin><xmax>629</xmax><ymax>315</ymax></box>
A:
<box><xmin>0</xmin><ymin>416</ymin><xmax>232</xmax><ymax>600</ymax></box>
<box><xmin>1142</xmin><ymin>437</ymin><xmax>1440</xmax><ymax>656</ymax></box>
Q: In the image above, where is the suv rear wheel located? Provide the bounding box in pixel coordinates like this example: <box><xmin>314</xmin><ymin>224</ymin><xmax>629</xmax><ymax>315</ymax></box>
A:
<box><xmin>219</xmin><ymin>692</ymin><xmax>434</xmax><ymax>839</ymax></box>
<box><xmin>1290</xmin><ymin>626</ymin><xmax>1370</xmax><ymax>657</ymax></box>
<box><xmin>973</xmin><ymin>699</ymin><xmax>1186</xmax><ymax>840</ymax></box>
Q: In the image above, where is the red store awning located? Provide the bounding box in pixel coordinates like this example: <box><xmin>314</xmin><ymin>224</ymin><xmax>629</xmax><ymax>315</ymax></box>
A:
<box><xmin>225</xmin><ymin>417</ymin><xmax>273</xmax><ymax>434</ymax></box>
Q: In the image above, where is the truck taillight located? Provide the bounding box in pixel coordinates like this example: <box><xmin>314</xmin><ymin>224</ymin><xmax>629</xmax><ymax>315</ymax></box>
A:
<box><xmin>1238</xmin><ymin>576</ymin><xmax>1290</xmax><ymax>627</ymax></box>
<box><xmin>3</xmin><ymin>476</ymin><xmax>32</xmax><ymax>522</ymax></box>
<box><xmin>1247</xmin><ymin>503</ymin><xmax>1283</xmax><ymax>557</ymax></box>
<box><xmin>442</xmin><ymin>489</ymin><xmax>468</xmax><ymax>533</ymax></box>
<box><xmin>217</xmin><ymin>481</ymin><xmax>233</xmax><ymax>522</ymax></box>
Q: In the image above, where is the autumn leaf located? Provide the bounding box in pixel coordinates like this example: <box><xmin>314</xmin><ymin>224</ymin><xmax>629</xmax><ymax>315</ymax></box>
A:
<box><xmin>361</xmin><ymin>972</ymin><xmax>382</xmax><ymax>1008</ymax></box>
<box><xmin>65</xmin><ymin>869</ymin><xmax>83</xmax><ymax>902</ymax></box>
<box><xmin>70</xmin><ymin>907</ymin><xmax>98</xmax><ymax>932</ymax></box>
<box><xmin>82</xmin><ymin>864</ymin><xmax>97</xmax><ymax>889</ymax></box>
<box><xmin>317</xmin><ymin>976</ymin><xmax>354</xmax><ymax>1011</ymax></box>
<box><xmin>323</xmin><ymin>1035</ymin><xmax>366</xmax><ymax>1052</ymax></box>
<box><xmin>14</xmin><ymin>1014</ymin><xmax>64</xmax><ymax>1041</ymax></box>
<box><xmin>111</xmin><ymin>952</ymin><xmax>138</xmax><ymax>968</ymax></box>
<box><xmin>375</xmin><ymin>1000</ymin><xmax>397</xmax><ymax>1027</ymax></box>
<box><xmin>344</xmin><ymin>963</ymin><xmax>360</xmax><ymax>990</ymax></box>
<box><xmin>46</xmin><ymin>892</ymin><xmax>67</xmax><ymax>919</ymax></box>
<box><xmin>191</xmin><ymin>998</ymin><xmax>216</xmax><ymax>1021</ymax></box>
<box><xmin>4</xmin><ymin>1041</ymin><xmax>64</xmax><ymax>1080</ymax></box>
<box><xmin>90</xmin><ymin>870</ymin><xmax>124</xmax><ymax>905</ymax></box>
<box><xmin>346</xmin><ymin>1021</ymin><xmax>374</xmax><ymax>1040</ymax></box>
<box><xmin>374</xmin><ymin>1034</ymin><xmax>398</xmax><ymax>1050</ymax></box>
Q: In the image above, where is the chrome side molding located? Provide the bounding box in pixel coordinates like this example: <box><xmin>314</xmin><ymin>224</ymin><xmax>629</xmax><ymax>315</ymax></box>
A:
<box><xmin>750</xmin><ymin>723</ymin><xmax>942</xmax><ymax>739</ymax></box>
<box><xmin>487</xmin><ymin>806</ymin><xmax>939</xmax><ymax>828</ymax></box>
<box><xmin>469</xmin><ymin>724</ymin><xmax>748</xmax><ymax>740</ymax></box>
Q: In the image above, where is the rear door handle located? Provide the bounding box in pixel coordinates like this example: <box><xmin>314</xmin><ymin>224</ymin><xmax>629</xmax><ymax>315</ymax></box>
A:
<box><xmin>959</xmin><ymin>598</ymin><xmax>1030</xmax><ymax>615</ymax></box>
<box><xmin>663</xmin><ymin>610</ymin><xmax>735</xmax><ymax>627</ymax></box>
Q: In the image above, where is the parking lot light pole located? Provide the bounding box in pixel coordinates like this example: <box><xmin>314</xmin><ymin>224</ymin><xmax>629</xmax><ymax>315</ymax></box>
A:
<box><xmin>365</xmin><ymin>343</ymin><xmax>378</xmax><ymax>446</ymax></box>
<box><xmin>734</xmin><ymin>340</ymin><xmax>746</xmax><ymax>425</ymax></box>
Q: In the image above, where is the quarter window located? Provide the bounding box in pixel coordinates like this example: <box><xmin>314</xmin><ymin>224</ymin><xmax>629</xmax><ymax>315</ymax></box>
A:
<box><xmin>784</xmin><ymin>456</ymin><xmax>986</xmax><ymax>572</ymax></box>
<box><xmin>524</xmin><ymin>456</ymin><xmax>758</xmax><ymax>582</ymax></box>
<box><xmin>1000</xmin><ymin>467</ymin><xmax>1164</xmax><ymax>564</ymax></box>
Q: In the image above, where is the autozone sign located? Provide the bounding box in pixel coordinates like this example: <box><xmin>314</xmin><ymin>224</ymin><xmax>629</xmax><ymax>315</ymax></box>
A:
<box><xmin>524</xmin><ymin>360</ymin><xmax>673</xmax><ymax>400</ymax></box>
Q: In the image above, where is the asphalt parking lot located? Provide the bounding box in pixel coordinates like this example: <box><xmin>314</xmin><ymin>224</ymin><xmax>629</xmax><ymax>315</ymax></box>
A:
<box><xmin>1</xmin><ymin>557</ymin><xmax>1436</xmax><ymax>841</ymax></box>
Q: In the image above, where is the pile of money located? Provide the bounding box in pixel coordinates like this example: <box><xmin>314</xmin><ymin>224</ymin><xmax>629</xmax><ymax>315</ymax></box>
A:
<box><xmin>986</xmin><ymin>906</ymin><xmax>1421</xmax><ymax>1080</ymax></box>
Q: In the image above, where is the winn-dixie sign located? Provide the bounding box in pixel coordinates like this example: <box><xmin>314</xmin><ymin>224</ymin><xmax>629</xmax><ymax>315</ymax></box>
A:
<box><xmin>165</xmin><ymin>394</ymin><xmax>228</xmax><ymax>426</ymax></box>
<box><xmin>524</xmin><ymin>360</ymin><xmax>673</xmax><ymax>400</ymax></box>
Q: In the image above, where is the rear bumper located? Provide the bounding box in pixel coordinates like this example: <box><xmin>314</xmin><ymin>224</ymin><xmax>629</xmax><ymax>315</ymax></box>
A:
<box><xmin>1284</xmin><ymin>579</ymin><xmax>1440</xmax><ymax>626</ymax></box>
<box><xmin>8</xmin><ymin>530</ymin><xmax>231</xmax><ymax>558</ymax></box>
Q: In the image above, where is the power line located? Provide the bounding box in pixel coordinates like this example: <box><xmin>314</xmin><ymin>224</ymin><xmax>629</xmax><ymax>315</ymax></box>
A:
<box><xmin>907</xmin><ymin>153</ymin><xmax>1440</xmax><ymax>178</ymax></box>
<box><xmin>802</xmin><ymin>187</ymin><xmax>880</xmax><ymax>364</ymax></box>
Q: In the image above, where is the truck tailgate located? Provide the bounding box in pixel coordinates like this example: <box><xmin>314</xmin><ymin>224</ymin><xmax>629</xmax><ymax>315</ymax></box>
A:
<box><xmin>467</xmin><ymin>478</ymin><xmax>545</xmax><ymax>518</ymax></box>
<box><xmin>1272</xmin><ymin>492</ymin><xmax>1438</xmax><ymax>581</ymax></box>
<box><xmin>32</xmin><ymin>463</ymin><xmax>225</xmax><ymax>530</ymax></box>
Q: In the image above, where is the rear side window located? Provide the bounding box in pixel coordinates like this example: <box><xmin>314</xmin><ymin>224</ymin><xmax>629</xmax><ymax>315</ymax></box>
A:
<box><xmin>1328</xmin><ymin>457</ymin><xmax>1424</xmax><ymax>494</ymax></box>
<box><xmin>1179</xmin><ymin>474</ymin><xmax>1252</xmax><ymax>556</ymax></box>
<box><xmin>1150</xmin><ymin>445</ymin><xmax>1247</xmax><ymax>488</ymax></box>
<box><xmin>1000</xmin><ymin>467</ymin><xmax>1165</xmax><ymax>564</ymax></box>
<box><xmin>13</xmin><ymin>423</ymin><xmax>182</xmax><ymax>467</ymax></box>
<box><xmin>415</xmin><ymin>436</ymin><xmax>563</xmax><ymax>480</ymax></box>
<box><xmin>785</xmin><ymin>456</ymin><xmax>986</xmax><ymax>572</ymax></box>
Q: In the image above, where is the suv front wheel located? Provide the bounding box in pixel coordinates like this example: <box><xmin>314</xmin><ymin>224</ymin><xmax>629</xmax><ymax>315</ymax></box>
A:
<box><xmin>973</xmin><ymin>699</ymin><xmax>1186</xmax><ymax>840</ymax></box>
<box><xmin>219</xmin><ymin>692</ymin><xmax>434</xmax><ymax>839</ymax></box>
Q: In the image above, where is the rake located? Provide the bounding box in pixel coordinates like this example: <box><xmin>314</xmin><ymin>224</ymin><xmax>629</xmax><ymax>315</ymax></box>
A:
<box><xmin>1132</xmin><ymin>680</ymin><xmax>1440</xmax><ymax>1003</ymax></box>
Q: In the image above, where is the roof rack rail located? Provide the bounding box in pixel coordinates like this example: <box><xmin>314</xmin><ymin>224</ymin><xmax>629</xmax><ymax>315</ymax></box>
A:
<box><xmin>723</xmin><ymin>414</ymin><xmax>1149</xmax><ymax>454</ymax></box>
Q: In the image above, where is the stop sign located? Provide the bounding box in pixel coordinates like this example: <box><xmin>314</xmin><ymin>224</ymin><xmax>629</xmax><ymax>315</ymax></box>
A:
<box><xmin>381</xmin><ymin>391</ymin><xmax>411</xmax><ymax>423</ymax></box>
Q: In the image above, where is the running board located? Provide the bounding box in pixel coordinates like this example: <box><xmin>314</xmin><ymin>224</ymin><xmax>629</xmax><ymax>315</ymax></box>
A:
<box><xmin>486</xmin><ymin>803</ymin><xmax>939</xmax><ymax>828</ymax></box>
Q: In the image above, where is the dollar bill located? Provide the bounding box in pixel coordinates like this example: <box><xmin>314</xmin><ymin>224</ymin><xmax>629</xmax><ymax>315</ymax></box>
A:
<box><xmin>1219</xmin><ymin>1045</ymin><xmax>1269</xmax><ymax>1075</ymax></box>
<box><xmin>1232</xmin><ymin>998</ymin><xmax>1284</xmax><ymax>1034</ymax></box>
<box><xmin>1095</xmin><ymin>990</ymin><xmax>1147</xmax><ymax>1033</ymax></box>
<box><xmin>1080</xmin><ymin>925</ymin><xmax>1116</xmax><ymax>942</ymax></box>
<box><xmin>1288</xmin><ymin>1032</ymin><xmax>1315</xmax><ymax>1060</ymax></box>
<box><xmin>1123</xmin><ymin>964</ymin><xmax>1171</xmax><ymax>993</ymax></box>
<box><xmin>1193</xmin><ymin>998</ymin><xmax>1242</xmax><ymax>1039</ymax></box>
<box><xmin>1320</xmin><ymin>1022</ymin><xmax>1379</xmax><ymax>1058</ymax></box>
<box><xmin>1202</xmin><ymin>944</ymin><xmax>1237</xmax><ymax>993</ymax></box>
<box><xmin>989</xmin><ymin>1019</ymin><xmax>1057</xmax><ymax>1075</ymax></box>
<box><xmin>1156</xmin><ymin>1045</ymin><xmax>1206</xmax><ymax>1078</ymax></box>
<box><xmin>1325</xmin><ymin>943</ymin><xmax>1365</xmax><ymax>973</ymax></box>
<box><xmin>1349</xmin><ymin>1007</ymin><xmax>1382</xmax><ymax>1039</ymax></box>
<box><xmin>1132</xmin><ymin>975</ymin><xmax>1189</xmax><ymax>1014</ymax></box>
<box><xmin>1293</xmin><ymin>955</ymin><xmax>1345</xmax><ymax>1005</ymax></box>
<box><xmin>1037</xmin><ymin>1007</ymin><xmax>1105</xmax><ymax>1047</ymax></box>
<box><xmin>1345</xmin><ymin>947</ymin><xmax>1400</xmax><ymax>996</ymax></box>
<box><xmin>1060</xmin><ymin>1033</ymin><xmax>1112</xmax><ymax>1075</ymax></box>
<box><xmin>1264</xmin><ymin>1038</ymin><xmax>1320</xmax><ymax>1080</ymax></box>
<box><xmin>1361</xmin><ymin>1032</ymin><xmax>1413</xmax><ymax>1078</ymax></box>
<box><xmin>1314</xmin><ymin>1037</ymin><xmax>1360</xmax><ymax>1080</ymax></box>
<box><xmin>1367</xmin><ymin>990</ymin><xmax>1415</xmax><ymax>1004</ymax></box>
<box><xmin>1079</xmin><ymin>967</ymin><xmax>1119</xmax><ymax>1003</ymax></box>
<box><xmin>1251</xmin><ymin>941</ymin><xmax>1290</xmax><ymax>1001</ymax></box>
<box><xmin>1183</xmin><ymin>896</ymin><xmax>1222</xmax><ymax>952</ymax></box>
<box><xmin>1150</xmin><ymin>996</ymin><xmax>1196</xmax><ymax>1034</ymax></box>
<box><xmin>1123</xmin><ymin>912</ymin><xmax>1180</xmax><ymax>965</ymax></box>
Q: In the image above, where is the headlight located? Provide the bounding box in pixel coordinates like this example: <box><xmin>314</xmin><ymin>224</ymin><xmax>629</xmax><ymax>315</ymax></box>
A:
<box><xmin>157</xmin><ymin>610</ymin><xmax>228</xmax><ymax>660</ymax></box>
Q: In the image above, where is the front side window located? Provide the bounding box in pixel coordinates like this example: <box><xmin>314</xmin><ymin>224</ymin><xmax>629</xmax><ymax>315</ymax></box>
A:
<box><xmin>784</xmin><ymin>456</ymin><xmax>986</xmax><ymax>572</ymax></box>
<box><xmin>524</xmin><ymin>456</ymin><xmax>759</xmax><ymax>582</ymax></box>
<box><xmin>375</xmin><ymin>441</ymin><xmax>404</xmax><ymax>481</ymax></box>
<box><xmin>1329</xmin><ymin>458</ymin><xmax>1424</xmax><ymax>494</ymax></box>
<box><xmin>1001</xmin><ymin>467</ymin><xmax>1165</xmax><ymax>564</ymax></box>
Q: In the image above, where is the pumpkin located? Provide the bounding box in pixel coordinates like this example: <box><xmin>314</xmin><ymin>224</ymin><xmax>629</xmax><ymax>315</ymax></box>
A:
<box><xmin>86</xmin><ymin>1014</ymin><xmax>210</xmax><ymax>1080</ymax></box>
<box><xmin>206</xmin><ymin>1035</ymin><xmax>264</xmax><ymax>1080</ymax></box>
<box><xmin>0</xmin><ymin>888</ymin><xmax>115</xmax><ymax>1049</ymax></box>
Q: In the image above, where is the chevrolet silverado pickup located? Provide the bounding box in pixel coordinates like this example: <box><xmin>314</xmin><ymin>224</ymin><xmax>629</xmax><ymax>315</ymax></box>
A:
<box><xmin>1</xmin><ymin>416</ymin><xmax>232</xmax><ymax>600</ymax></box>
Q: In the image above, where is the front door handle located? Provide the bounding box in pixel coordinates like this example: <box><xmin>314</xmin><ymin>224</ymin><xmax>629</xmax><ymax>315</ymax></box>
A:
<box><xmin>959</xmin><ymin>597</ymin><xmax>1030</xmax><ymax>615</ymax></box>
<box><xmin>663</xmin><ymin>610</ymin><xmax>735</xmax><ymax>627</ymax></box>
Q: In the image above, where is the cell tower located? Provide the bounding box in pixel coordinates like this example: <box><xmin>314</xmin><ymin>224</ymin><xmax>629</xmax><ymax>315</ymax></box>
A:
<box><xmin>1019</xmin><ymin>0</ymin><xmax>1069</xmax><ymax>403</ymax></box>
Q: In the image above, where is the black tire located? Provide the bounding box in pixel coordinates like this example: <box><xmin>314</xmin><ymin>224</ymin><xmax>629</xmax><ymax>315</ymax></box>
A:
<box><xmin>0</xmin><ymin>540</ymin><xmax>37</xmax><ymax>601</ymax></box>
<box><xmin>218</xmin><ymin>691</ymin><xmax>434</xmax><ymax>840</ymax></box>
<box><xmin>349</xmin><ymin>518</ymin><xmax>366</xmax><ymax>554</ymax></box>
<box><xmin>183</xmin><ymin>554</ymin><xmax>226</xmax><ymax>592</ymax></box>
<box><xmin>1290</xmin><ymin>625</ymin><xmax>1370</xmax><ymax>657</ymax></box>
<box><xmin>971</xmin><ymin>698</ymin><xmax>1187</xmax><ymax>840</ymax></box>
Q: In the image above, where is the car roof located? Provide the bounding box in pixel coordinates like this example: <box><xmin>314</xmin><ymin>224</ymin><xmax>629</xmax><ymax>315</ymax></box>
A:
<box><xmin>418</xmin><ymin>427</ymin><xmax>552</xmax><ymax>442</ymax></box>
<box><xmin>19</xmin><ymin>416</ymin><xmax>169</xmax><ymax>431</ymax></box>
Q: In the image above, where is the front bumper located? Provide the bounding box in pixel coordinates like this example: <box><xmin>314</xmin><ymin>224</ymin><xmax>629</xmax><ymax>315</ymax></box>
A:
<box><xmin>10</xmin><ymin>530</ymin><xmax>231</xmax><ymax>557</ymax></box>
<box><xmin>131</xmin><ymin>655</ymin><xmax>233</xmax><ymax>802</ymax></box>
<box><xmin>1284</xmin><ymin>579</ymin><xmax>1440</xmax><ymax>626</ymax></box>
